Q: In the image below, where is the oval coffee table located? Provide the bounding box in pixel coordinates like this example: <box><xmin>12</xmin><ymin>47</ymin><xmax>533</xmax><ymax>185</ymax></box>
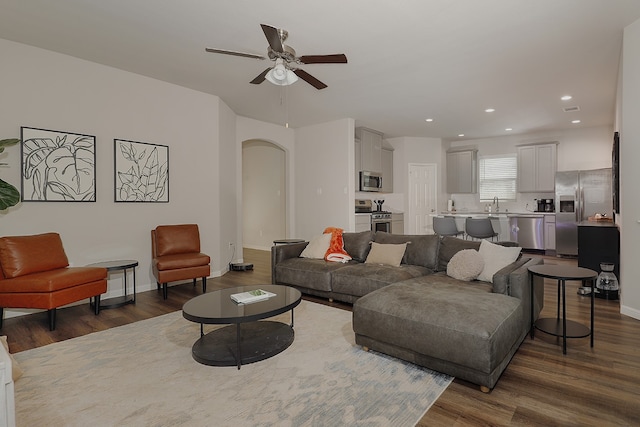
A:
<box><xmin>182</xmin><ymin>284</ymin><xmax>301</xmax><ymax>369</ymax></box>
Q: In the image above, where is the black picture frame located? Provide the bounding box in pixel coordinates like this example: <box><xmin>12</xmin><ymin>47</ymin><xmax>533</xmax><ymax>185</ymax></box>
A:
<box><xmin>114</xmin><ymin>139</ymin><xmax>169</xmax><ymax>203</ymax></box>
<box><xmin>20</xmin><ymin>126</ymin><xmax>97</xmax><ymax>202</ymax></box>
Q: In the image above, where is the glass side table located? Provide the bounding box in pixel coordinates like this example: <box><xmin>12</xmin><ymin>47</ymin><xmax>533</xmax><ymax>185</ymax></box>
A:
<box><xmin>87</xmin><ymin>260</ymin><xmax>138</xmax><ymax>309</ymax></box>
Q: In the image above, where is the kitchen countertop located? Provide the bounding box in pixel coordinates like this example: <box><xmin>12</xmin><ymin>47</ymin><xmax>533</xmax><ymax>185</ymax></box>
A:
<box><xmin>578</xmin><ymin>220</ymin><xmax>618</xmax><ymax>227</ymax></box>
<box><xmin>438</xmin><ymin>211</ymin><xmax>555</xmax><ymax>217</ymax></box>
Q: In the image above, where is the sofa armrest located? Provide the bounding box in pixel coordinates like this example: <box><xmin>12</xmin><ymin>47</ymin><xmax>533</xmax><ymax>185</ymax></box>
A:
<box><xmin>508</xmin><ymin>257</ymin><xmax>544</xmax><ymax>324</ymax></box>
<box><xmin>271</xmin><ymin>242</ymin><xmax>309</xmax><ymax>284</ymax></box>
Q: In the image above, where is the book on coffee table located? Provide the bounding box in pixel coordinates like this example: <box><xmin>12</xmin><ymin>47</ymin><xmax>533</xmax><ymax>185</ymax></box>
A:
<box><xmin>230</xmin><ymin>289</ymin><xmax>276</xmax><ymax>304</ymax></box>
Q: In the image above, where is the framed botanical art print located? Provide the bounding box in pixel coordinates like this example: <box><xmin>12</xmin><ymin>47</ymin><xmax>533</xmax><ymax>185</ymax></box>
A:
<box><xmin>114</xmin><ymin>139</ymin><xmax>169</xmax><ymax>202</ymax></box>
<box><xmin>21</xmin><ymin>127</ymin><xmax>96</xmax><ymax>202</ymax></box>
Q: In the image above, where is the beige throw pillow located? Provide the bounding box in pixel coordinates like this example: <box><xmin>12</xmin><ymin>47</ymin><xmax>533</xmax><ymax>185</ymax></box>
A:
<box><xmin>364</xmin><ymin>242</ymin><xmax>407</xmax><ymax>267</ymax></box>
<box><xmin>300</xmin><ymin>234</ymin><xmax>332</xmax><ymax>259</ymax></box>
<box><xmin>447</xmin><ymin>249</ymin><xmax>484</xmax><ymax>281</ymax></box>
<box><xmin>477</xmin><ymin>240</ymin><xmax>522</xmax><ymax>283</ymax></box>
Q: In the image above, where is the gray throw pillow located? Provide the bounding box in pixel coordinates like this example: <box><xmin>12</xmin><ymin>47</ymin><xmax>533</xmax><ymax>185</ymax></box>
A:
<box><xmin>343</xmin><ymin>230</ymin><xmax>374</xmax><ymax>262</ymax></box>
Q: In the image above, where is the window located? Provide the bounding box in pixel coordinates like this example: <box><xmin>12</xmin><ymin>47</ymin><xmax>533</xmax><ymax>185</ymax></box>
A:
<box><xmin>479</xmin><ymin>154</ymin><xmax>517</xmax><ymax>202</ymax></box>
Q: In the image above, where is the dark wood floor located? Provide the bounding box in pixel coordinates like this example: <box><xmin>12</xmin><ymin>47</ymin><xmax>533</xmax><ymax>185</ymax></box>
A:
<box><xmin>3</xmin><ymin>249</ymin><xmax>639</xmax><ymax>426</ymax></box>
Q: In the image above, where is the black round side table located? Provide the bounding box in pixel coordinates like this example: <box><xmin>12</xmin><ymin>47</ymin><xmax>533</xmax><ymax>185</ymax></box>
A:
<box><xmin>87</xmin><ymin>260</ymin><xmax>138</xmax><ymax>309</ymax></box>
<box><xmin>529</xmin><ymin>264</ymin><xmax>597</xmax><ymax>354</ymax></box>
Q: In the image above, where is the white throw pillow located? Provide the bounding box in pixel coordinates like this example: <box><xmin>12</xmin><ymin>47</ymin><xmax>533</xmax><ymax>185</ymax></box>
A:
<box><xmin>447</xmin><ymin>249</ymin><xmax>484</xmax><ymax>281</ymax></box>
<box><xmin>477</xmin><ymin>240</ymin><xmax>522</xmax><ymax>283</ymax></box>
<box><xmin>300</xmin><ymin>234</ymin><xmax>332</xmax><ymax>259</ymax></box>
<box><xmin>364</xmin><ymin>242</ymin><xmax>407</xmax><ymax>267</ymax></box>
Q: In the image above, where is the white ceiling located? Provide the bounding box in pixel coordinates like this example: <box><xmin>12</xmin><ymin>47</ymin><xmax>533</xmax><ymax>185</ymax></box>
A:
<box><xmin>1</xmin><ymin>0</ymin><xmax>639</xmax><ymax>140</ymax></box>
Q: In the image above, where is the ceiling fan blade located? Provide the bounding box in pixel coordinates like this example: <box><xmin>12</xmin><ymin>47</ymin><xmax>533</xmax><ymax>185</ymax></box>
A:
<box><xmin>250</xmin><ymin>68</ymin><xmax>272</xmax><ymax>85</ymax></box>
<box><xmin>293</xmin><ymin>69</ymin><xmax>327</xmax><ymax>90</ymax></box>
<box><xmin>299</xmin><ymin>54</ymin><xmax>348</xmax><ymax>64</ymax></box>
<box><xmin>205</xmin><ymin>48</ymin><xmax>266</xmax><ymax>60</ymax></box>
<box><xmin>261</xmin><ymin>24</ymin><xmax>284</xmax><ymax>53</ymax></box>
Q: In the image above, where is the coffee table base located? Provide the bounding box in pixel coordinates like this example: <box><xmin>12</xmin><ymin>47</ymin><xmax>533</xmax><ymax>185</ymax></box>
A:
<box><xmin>191</xmin><ymin>321</ymin><xmax>294</xmax><ymax>368</ymax></box>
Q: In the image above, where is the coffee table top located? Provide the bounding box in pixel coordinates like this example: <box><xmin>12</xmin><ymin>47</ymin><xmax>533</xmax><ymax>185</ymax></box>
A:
<box><xmin>182</xmin><ymin>284</ymin><xmax>301</xmax><ymax>324</ymax></box>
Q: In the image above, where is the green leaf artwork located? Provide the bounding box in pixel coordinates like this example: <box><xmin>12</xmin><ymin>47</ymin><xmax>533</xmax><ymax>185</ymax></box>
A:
<box><xmin>0</xmin><ymin>138</ymin><xmax>20</xmax><ymax>211</ymax></box>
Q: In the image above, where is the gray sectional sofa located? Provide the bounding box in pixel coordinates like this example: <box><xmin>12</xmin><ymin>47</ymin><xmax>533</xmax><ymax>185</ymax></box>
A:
<box><xmin>271</xmin><ymin>231</ymin><xmax>544</xmax><ymax>391</ymax></box>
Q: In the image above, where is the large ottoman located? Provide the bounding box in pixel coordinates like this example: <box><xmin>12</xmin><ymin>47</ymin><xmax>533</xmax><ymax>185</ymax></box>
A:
<box><xmin>352</xmin><ymin>277</ymin><xmax>527</xmax><ymax>391</ymax></box>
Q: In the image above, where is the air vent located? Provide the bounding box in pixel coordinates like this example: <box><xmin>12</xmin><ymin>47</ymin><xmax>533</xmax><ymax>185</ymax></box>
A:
<box><xmin>563</xmin><ymin>106</ymin><xmax>581</xmax><ymax>112</ymax></box>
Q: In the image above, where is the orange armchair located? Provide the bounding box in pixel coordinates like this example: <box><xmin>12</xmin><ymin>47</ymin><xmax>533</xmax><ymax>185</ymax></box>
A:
<box><xmin>151</xmin><ymin>224</ymin><xmax>210</xmax><ymax>300</ymax></box>
<box><xmin>0</xmin><ymin>233</ymin><xmax>107</xmax><ymax>331</ymax></box>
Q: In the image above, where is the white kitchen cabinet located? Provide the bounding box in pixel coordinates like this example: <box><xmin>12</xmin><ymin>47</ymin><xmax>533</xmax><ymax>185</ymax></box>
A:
<box><xmin>446</xmin><ymin>149</ymin><xmax>477</xmax><ymax>194</ymax></box>
<box><xmin>355</xmin><ymin>214</ymin><xmax>371</xmax><ymax>232</ymax></box>
<box><xmin>544</xmin><ymin>214</ymin><xmax>556</xmax><ymax>250</ymax></box>
<box><xmin>391</xmin><ymin>213</ymin><xmax>404</xmax><ymax>234</ymax></box>
<box><xmin>517</xmin><ymin>143</ymin><xmax>557</xmax><ymax>192</ymax></box>
<box><xmin>355</xmin><ymin>138</ymin><xmax>361</xmax><ymax>189</ymax></box>
<box><xmin>381</xmin><ymin>148</ymin><xmax>393</xmax><ymax>193</ymax></box>
<box><xmin>357</xmin><ymin>127</ymin><xmax>383</xmax><ymax>173</ymax></box>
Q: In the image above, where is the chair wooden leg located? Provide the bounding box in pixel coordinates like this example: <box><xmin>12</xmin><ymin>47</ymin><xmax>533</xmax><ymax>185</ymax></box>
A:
<box><xmin>94</xmin><ymin>295</ymin><xmax>101</xmax><ymax>315</ymax></box>
<box><xmin>163</xmin><ymin>283</ymin><xmax>168</xmax><ymax>300</ymax></box>
<box><xmin>0</xmin><ymin>307</ymin><xmax>3</xmax><ymax>329</ymax></box>
<box><xmin>157</xmin><ymin>282</ymin><xmax>161</xmax><ymax>290</ymax></box>
<box><xmin>202</xmin><ymin>277</ymin><xmax>207</xmax><ymax>293</ymax></box>
<box><xmin>48</xmin><ymin>308</ymin><xmax>57</xmax><ymax>331</ymax></box>
<box><xmin>193</xmin><ymin>279</ymin><xmax>196</xmax><ymax>287</ymax></box>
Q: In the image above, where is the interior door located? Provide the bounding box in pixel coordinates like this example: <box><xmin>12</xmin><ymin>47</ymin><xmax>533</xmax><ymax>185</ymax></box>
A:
<box><xmin>408</xmin><ymin>163</ymin><xmax>437</xmax><ymax>234</ymax></box>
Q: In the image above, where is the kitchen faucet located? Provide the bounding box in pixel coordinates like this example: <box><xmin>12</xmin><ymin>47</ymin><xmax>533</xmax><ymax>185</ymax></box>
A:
<box><xmin>493</xmin><ymin>196</ymin><xmax>499</xmax><ymax>212</ymax></box>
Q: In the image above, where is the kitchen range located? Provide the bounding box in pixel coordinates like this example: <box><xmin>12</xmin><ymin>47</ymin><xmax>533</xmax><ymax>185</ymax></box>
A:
<box><xmin>355</xmin><ymin>199</ymin><xmax>398</xmax><ymax>233</ymax></box>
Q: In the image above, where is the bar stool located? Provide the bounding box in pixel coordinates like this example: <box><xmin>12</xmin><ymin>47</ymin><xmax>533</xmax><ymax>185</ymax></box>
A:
<box><xmin>433</xmin><ymin>216</ymin><xmax>465</xmax><ymax>238</ymax></box>
<box><xmin>465</xmin><ymin>217</ymin><xmax>498</xmax><ymax>241</ymax></box>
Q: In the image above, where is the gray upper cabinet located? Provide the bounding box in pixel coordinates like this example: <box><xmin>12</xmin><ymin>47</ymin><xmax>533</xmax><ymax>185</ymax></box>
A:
<box><xmin>517</xmin><ymin>143</ymin><xmax>557</xmax><ymax>192</ymax></box>
<box><xmin>381</xmin><ymin>148</ymin><xmax>393</xmax><ymax>193</ymax></box>
<box><xmin>447</xmin><ymin>149</ymin><xmax>477</xmax><ymax>193</ymax></box>
<box><xmin>356</xmin><ymin>127</ymin><xmax>383</xmax><ymax>173</ymax></box>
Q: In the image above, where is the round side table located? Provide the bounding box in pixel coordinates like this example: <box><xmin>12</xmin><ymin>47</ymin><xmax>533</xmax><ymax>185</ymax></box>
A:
<box><xmin>87</xmin><ymin>260</ymin><xmax>138</xmax><ymax>309</ymax></box>
<box><xmin>529</xmin><ymin>264</ymin><xmax>597</xmax><ymax>354</ymax></box>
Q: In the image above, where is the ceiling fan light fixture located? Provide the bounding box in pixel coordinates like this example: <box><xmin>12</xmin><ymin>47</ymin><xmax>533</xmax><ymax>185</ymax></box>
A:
<box><xmin>266</xmin><ymin>59</ymin><xmax>298</xmax><ymax>86</ymax></box>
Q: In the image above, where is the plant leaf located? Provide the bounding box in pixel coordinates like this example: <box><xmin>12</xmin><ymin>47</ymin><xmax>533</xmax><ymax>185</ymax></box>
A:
<box><xmin>0</xmin><ymin>178</ymin><xmax>20</xmax><ymax>210</ymax></box>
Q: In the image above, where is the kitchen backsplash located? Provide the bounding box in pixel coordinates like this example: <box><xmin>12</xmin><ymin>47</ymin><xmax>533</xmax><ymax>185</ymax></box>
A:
<box><xmin>450</xmin><ymin>192</ymin><xmax>555</xmax><ymax>213</ymax></box>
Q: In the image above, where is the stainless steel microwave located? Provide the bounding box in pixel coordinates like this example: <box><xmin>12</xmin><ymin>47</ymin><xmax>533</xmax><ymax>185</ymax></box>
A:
<box><xmin>359</xmin><ymin>171</ymin><xmax>382</xmax><ymax>192</ymax></box>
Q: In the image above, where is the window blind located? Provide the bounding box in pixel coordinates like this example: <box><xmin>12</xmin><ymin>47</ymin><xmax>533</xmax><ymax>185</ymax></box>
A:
<box><xmin>479</xmin><ymin>155</ymin><xmax>517</xmax><ymax>202</ymax></box>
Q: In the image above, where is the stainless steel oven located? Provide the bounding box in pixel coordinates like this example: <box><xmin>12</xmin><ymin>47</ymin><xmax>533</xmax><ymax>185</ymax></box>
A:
<box><xmin>371</xmin><ymin>211</ymin><xmax>392</xmax><ymax>233</ymax></box>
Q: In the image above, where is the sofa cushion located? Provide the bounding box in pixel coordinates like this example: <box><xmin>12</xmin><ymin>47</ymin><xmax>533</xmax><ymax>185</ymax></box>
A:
<box><xmin>477</xmin><ymin>240</ymin><xmax>522</xmax><ymax>283</ymax></box>
<box><xmin>447</xmin><ymin>249</ymin><xmax>484</xmax><ymax>281</ymax></box>
<box><xmin>0</xmin><ymin>233</ymin><xmax>69</xmax><ymax>279</ymax></box>
<box><xmin>154</xmin><ymin>224</ymin><xmax>201</xmax><ymax>257</ymax></box>
<box><xmin>332</xmin><ymin>263</ymin><xmax>432</xmax><ymax>298</ymax></box>
<box><xmin>373</xmin><ymin>232</ymin><xmax>440</xmax><ymax>270</ymax></box>
<box><xmin>436</xmin><ymin>236</ymin><xmax>481</xmax><ymax>272</ymax></box>
<box><xmin>300</xmin><ymin>234</ymin><xmax>331</xmax><ymax>259</ymax></box>
<box><xmin>154</xmin><ymin>253</ymin><xmax>210</xmax><ymax>271</ymax></box>
<box><xmin>0</xmin><ymin>267</ymin><xmax>107</xmax><ymax>293</ymax></box>
<box><xmin>365</xmin><ymin>242</ymin><xmax>406</xmax><ymax>267</ymax></box>
<box><xmin>342</xmin><ymin>230</ymin><xmax>373</xmax><ymax>262</ymax></box>
<box><xmin>274</xmin><ymin>258</ymin><xmax>349</xmax><ymax>292</ymax></box>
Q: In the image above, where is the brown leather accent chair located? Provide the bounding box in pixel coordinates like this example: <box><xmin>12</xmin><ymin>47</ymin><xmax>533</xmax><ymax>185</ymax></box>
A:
<box><xmin>0</xmin><ymin>233</ymin><xmax>107</xmax><ymax>331</ymax></box>
<box><xmin>151</xmin><ymin>224</ymin><xmax>210</xmax><ymax>300</ymax></box>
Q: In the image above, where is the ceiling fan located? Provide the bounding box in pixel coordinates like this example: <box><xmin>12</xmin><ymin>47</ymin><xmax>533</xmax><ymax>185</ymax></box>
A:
<box><xmin>205</xmin><ymin>24</ymin><xmax>347</xmax><ymax>90</ymax></box>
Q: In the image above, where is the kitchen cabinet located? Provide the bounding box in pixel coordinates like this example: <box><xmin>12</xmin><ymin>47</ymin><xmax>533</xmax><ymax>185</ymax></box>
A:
<box><xmin>355</xmin><ymin>138</ymin><xmax>361</xmax><ymax>189</ymax></box>
<box><xmin>391</xmin><ymin>213</ymin><xmax>404</xmax><ymax>234</ymax></box>
<box><xmin>544</xmin><ymin>215</ymin><xmax>556</xmax><ymax>250</ymax></box>
<box><xmin>381</xmin><ymin>148</ymin><xmax>393</xmax><ymax>193</ymax></box>
<box><xmin>357</xmin><ymin>127</ymin><xmax>383</xmax><ymax>173</ymax></box>
<box><xmin>355</xmin><ymin>214</ymin><xmax>371</xmax><ymax>232</ymax></box>
<box><xmin>446</xmin><ymin>149</ymin><xmax>477</xmax><ymax>194</ymax></box>
<box><xmin>517</xmin><ymin>143</ymin><xmax>557</xmax><ymax>192</ymax></box>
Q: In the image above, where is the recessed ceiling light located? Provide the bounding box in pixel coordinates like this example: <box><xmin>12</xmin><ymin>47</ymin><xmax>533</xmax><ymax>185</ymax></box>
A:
<box><xmin>572</xmin><ymin>119</ymin><xmax>581</xmax><ymax>124</ymax></box>
<box><xmin>485</xmin><ymin>108</ymin><xmax>495</xmax><ymax>113</ymax></box>
<box><xmin>458</xmin><ymin>134</ymin><xmax>465</xmax><ymax>137</ymax></box>
<box><xmin>425</xmin><ymin>118</ymin><xmax>434</xmax><ymax>122</ymax></box>
<box><xmin>505</xmin><ymin>128</ymin><xmax>513</xmax><ymax>131</ymax></box>
<box><xmin>561</xmin><ymin>95</ymin><xmax>573</xmax><ymax>101</ymax></box>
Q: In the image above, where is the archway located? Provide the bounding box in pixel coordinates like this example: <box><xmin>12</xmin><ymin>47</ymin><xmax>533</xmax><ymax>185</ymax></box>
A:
<box><xmin>242</xmin><ymin>139</ymin><xmax>287</xmax><ymax>250</ymax></box>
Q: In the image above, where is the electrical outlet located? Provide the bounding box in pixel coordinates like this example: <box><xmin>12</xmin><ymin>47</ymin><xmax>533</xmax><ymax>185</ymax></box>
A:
<box><xmin>228</xmin><ymin>242</ymin><xmax>234</xmax><ymax>248</ymax></box>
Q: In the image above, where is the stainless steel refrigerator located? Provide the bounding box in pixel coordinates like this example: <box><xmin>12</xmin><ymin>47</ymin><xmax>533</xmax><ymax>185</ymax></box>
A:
<box><xmin>555</xmin><ymin>168</ymin><xmax>612</xmax><ymax>256</ymax></box>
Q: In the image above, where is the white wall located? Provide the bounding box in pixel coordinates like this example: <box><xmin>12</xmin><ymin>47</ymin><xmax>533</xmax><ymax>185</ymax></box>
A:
<box><xmin>294</xmin><ymin>119</ymin><xmax>355</xmax><ymax>239</ymax></box>
<box><xmin>242</xmin><ymin>140</ymin><xmax>286</xmax><ymax>250</ymax></box>
<box><xmin>620</xmin><ymin>18</ymin><xmax>640</xmax><ymax>320</ymax></box>
<box><xmin>0</xmin><ymin>39</ymin><xmax>234</xmax><ymax>317</ymax></box>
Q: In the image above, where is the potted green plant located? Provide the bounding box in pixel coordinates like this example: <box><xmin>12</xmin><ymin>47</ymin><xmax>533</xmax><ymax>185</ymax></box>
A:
<box><xmin>0</xmin><ymin>138</ymin><xmax>20</xmax><ymax>210</ymax></box>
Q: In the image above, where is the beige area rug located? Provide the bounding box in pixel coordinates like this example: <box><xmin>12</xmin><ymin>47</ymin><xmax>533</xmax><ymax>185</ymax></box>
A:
<box><xmin>13</xmin><ymin>300</ymin><xmax>452</xmax><ymax>426</ymax></box>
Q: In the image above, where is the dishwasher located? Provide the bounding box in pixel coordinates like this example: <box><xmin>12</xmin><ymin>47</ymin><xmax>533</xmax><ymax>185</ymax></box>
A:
<box><xmin>509</xmin><ymin>215</ymin><xmax>544</xmax><ymax>250</ymax></box>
